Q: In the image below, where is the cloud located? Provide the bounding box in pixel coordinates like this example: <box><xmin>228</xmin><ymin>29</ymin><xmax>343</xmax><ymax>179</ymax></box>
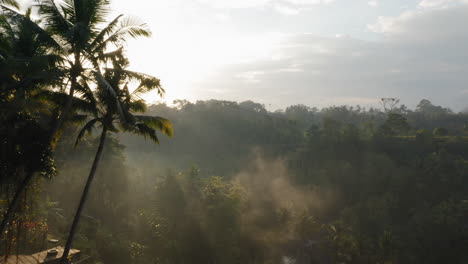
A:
<box><xmin>192</xmin><ymin>4</ymin><xmax>468</xmax><ymax>110</ymax></box>
<box><xmin>368</xmin><ymin>4</ymin><xmax>468</xmax><ymax>44</ymax></box>
<box><xmin>236</xmin><ymin>71</ymin><xmax>266</xmax><ymax>83</ymax></box>
<box><xmin>283</xmin><ymin>0</ymin><xmax>336</xmax><ymax>5</ymax></box>
<box><xmin>272</xmin><ymin>3</ymin><xmax>300</xmax><ymax>15</ymax></box>
<box><xmin>419</xmin><ymin>0</ymin><xmax>468</xmax><ymax>8</ymax></box>
<box><xmin>195</xmin><ymin>0</ymin><xmax>335</xmax><ymax>9</ymax></box>
<box><xmin>368</xmin><ymin>0</ymin><xmax>378</xmax><ymax>7</ymax></box>
<box><xmin>196</xmin><ymin>0</ymin><xmax>268</xmax><ymax>8</ymax></box>
<box><xmin>213</xmin><ymin>13</ymin><xmax>231</xmax><ymax>21</ymax></box>
<box><xmin>367</xmin><ymin>12</ymin><xmax>413</xmax><ymax>34</ymax></box>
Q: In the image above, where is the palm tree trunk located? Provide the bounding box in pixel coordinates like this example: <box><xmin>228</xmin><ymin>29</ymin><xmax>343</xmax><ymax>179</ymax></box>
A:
<box><xmin>49</xmin><ymin>52</ymin><xmax>81</xmax><ymax>145</ymax></box>
<box><xmin>0</xmin><ymin>170</ymin><xmax>34</xmax><ymax>241</ymax></box>
<box><xmin>48</xmin><ymin>81</ymin><xmax>76</xmax><ymax>144</ymax></box>
<box><xmin>60</xmin><ymin>126</ymin><xmax>107</xmax><ymax>264</ymax></box>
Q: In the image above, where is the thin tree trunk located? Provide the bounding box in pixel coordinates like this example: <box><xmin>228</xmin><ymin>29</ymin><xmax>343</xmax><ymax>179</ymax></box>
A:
<box><xmin>60</xmin><ymin>126</ymin><xmax>107</xmax><ymax>264</ymax></box>
<box><xmin>0</xmin><ymin>170</ymin><xmax>34</xmax><ymax>242</ymax></box>
<box><xmin>48</xmin><ymin>81</ymin><xmax>76</xmax><ymax>144</ymax></box>
<box><xmin>49</xmin><ymin>52</ymin><xmax>81</xmax><ymax>145</ymax></box>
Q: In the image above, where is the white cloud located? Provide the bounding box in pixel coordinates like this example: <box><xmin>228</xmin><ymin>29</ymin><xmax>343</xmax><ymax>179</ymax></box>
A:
<box><xmin>273</xmin><ymin>3</ymin><xmax>300</xmax><ymax>15</ymax></box>
<box><xmin>367</xmin><ymin>13</ymin><xmax>411</xmax><ymax>34</ymax></box>
<box><xmin>284</xmin><ymin>0</ymin><xmax>336</xmax><ymax>5</ymax></box>
<box><xmin>368</xmin><ymin>0</ymin><xmax>378</xmax><ymax>7</ymax></box>
<box><xmin>114</xmin><ymin>0</ymin><xmax>468</xmax><ymax>110</ymax></box>
<box><xmin>369</xmin><ymin>0</ymin><xmax>468</xmax><ymax>35</ymax></box>
<box><xmin>196</xmin><ymin>0</ymin><xmax>269</xmax><ymax>8</ymax></box>
<box><xmin>195</xmin><ymin>0</ymin><xmax>335</xmax><ymax>9</ymax></box>
<box><xmin>368</xmin><ymin>4</ymin><xmax>468</xmax><ymax>45</ymax></box>
<box><xmin>213</xmin><ymin>13</ymin><xmax>231</xmax><ymax>21</ymax></box>
<box><xmin>192</xmin><ymin>5</ymin><xmax>468</xmax><ymax>109</ymax></box>
<box><xmin>236</xmin><ymin>71</ymin><xmax>266</xmax><ymax>83</ymax></box>
<box><xmin>419</xmin><ymin>0</ymin><xmax>451</xmax><ymax>7</ymax></box>
<box><xmin>419</xmin><ymin>0</ymin><xmax>468</xmax><ymax>8</ymax></box>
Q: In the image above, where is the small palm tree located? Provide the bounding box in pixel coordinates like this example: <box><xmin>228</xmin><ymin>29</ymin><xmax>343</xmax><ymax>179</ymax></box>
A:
<box><xmin>60</xmin><ymin>51</ymin><xmax>172</xmax><ymax>263</ymax></box>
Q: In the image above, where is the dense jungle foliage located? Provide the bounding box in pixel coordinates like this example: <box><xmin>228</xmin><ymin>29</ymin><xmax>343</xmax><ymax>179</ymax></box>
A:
<box><xmin>1</xmin><ymin>0</ymin><xmax>468</xmax><ymax>264</ymax></box>
<box><xmin>5</xmin><ymin>94</ymin><xmax>468</xmax><ymax>264</ymax></box>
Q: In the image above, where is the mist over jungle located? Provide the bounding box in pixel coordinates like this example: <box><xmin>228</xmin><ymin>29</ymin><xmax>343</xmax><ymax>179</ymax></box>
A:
<box><xmin>2</xmin><ymin>0</ymin><xmax>468</xmax><ymax>263</ymax></box>
<box><xmin>8</xmin><ymin>99</ymin><xmax>468</xmax><ymax>263</ymax></box>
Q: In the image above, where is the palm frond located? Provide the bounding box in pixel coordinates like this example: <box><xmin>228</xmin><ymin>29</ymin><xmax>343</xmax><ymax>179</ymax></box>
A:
<box><xmin>0</xmin><ymin>5</ymin><xmax>62</xmax><ymax>51</ymax></box>
<box><xmin>35</xmin><ymin>90</ymin><xmax>96</xmax><ymax>114</ymax></box>
<box><xmin>104</xmin><ymin>68</ymin><xmax>164</xmax><ymax>97</ymax></box>
<box><xmin>127</xmin><ymin>99</ymin><xmax>147</xmax><ymax>113</ymax></box>
<box><xmin>0</xmin><ymin>0</ymin><xmax>19</xmax><ymax>9</ymax></box>
<box><xmin>119</xmin><ymin>17</ymin><xmax>151</xmax><ymax>38</ymax></box>
<box><xmin>90</xmin><ymin>14</ymin><xmax>123</xmax><ymax>49</ymax></box>
<box><xmin>75</xmin><ymin>80</ymin><xmax>98</xmax><ymax>115</ymax></box>
<box><xmin>107</xmin><ymin>122</ymin><xmax>119</xmax><ymax>132</ymax></box>
<box><xmin>92</xmin><ymin>47</ymin><xmax>126</xmax><ymax>66</ymax></box>
<box><xmin>36</xmin><ymin>0</ymin><xmax>72</xmax><ymax>37</ymax></box>
<box><xmin>75</xmin><ymin>0</ymin><xmax>110</xmax><ymax>27</ymax></box>
<box><xmin>73</xmin><ymin>95</ymin><xmax>98</xmax><ymax>114</ymax></box>
<box><xmin>94</xmin><ymin>70</ymin><xmax>126</xmax><ymax>122</ymax></box>
<box><xmin>74</xmin><ymin>117</ymin><xmax>99</xmax><ymax>147</ymax></box>
<box><xmin>134</xmin><ymin>115</ymin><xmax>173</xmax><ymax>138</ymax></box>
<box><xmin>34</xmin><ymin>90</ymin><xmax>68</xmax><ymax>105</ymax></box>
<box><xmin>133</xmin><ymin>123</ymin><xmax>159</xmax><ymax>144</ymax></box>
<box><xmin>69</xmin><ymin>114</ymin><xmax>88</xmax><ymax>123</ymax></box>
<box><xmin>91</xmin><ymin>16</ymin><xmax>151</xmax><ymax>54</ymax></box>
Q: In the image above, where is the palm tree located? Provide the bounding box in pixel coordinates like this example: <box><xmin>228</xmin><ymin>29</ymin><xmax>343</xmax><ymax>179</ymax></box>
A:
<box><xmin>0</xmin><ymin>0</ymin><xmax>153</xmax><ymax>237</ymax></box>
<box><xmin>34</xmin><ymin>0</ymin><xmax>152</xmax><ymax>143</ymax></box>
<box><xmin>0</xmin><ymin>5</ymin><xmax>64</xmax><ymax>242</ymax></box>
<box><xmin>60</xmin><ymin>51</ymin><xmax>172</xmax><ymax>263</ymax></box>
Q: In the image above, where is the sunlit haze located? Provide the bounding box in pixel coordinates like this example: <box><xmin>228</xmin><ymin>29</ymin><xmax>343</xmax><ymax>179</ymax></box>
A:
<box><xmin>23</xmin><ymin>0</ymin><xmax>468</xmax><ymax>110</ymax></box>
<box><xmin>4</xmin><ymin>1</ymin><xmax>468</xmax><ymax>263</ymax></box>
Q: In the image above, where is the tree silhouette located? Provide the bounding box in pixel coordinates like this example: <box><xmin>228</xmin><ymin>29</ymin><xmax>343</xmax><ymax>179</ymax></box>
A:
<box><xmin>60</xmin><ymin>51</ymin><xmax>172</xmax><ymax>263</ymax></box>
<box><xmin>0</xmin><ymin>5</ymin><xmax>64</xmax><ymax>241</ymax></box>
<box><xmin>0</xmin><ymin>0</ymin><xmax>153</xmax><ymax>237</ymax></box>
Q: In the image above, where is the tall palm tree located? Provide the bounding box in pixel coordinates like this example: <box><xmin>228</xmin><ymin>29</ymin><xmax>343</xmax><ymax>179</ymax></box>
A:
<box><xmin>34</xmin><ymin>0</ymin><xmax>152</xmax><ymax>143</ymax></box>
<box><xmin>60</xmin><ymin>51</ymin><xmax>172</xmax><ymax>263</ymax></box>
<box><xmin>0</xmin><ymin>0</ymin><xmax>153</xmax><ymax>237</ymax></box>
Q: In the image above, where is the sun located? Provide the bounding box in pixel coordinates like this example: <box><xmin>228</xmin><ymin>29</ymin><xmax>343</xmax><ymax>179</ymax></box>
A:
<box><xmin>124</xmin><ymin>29</ymin><xmax>286</xmax><ymax>105</ymax></box>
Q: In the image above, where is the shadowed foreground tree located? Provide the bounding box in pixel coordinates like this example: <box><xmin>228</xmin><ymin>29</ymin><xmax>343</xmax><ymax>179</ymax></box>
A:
<box><xmin>60</xmin><ymin>53</ymin><xmax>173</xmax><ymax>263</ymax></box>
<box><xmin>0</xmin><ymin>0</ymin><xmax>153</xmax><ymax>238</ymax></box>
<box><xmin>0</xmin><ymin>4</ymin><xmax>64</xmax><ymax>244</ymax></box>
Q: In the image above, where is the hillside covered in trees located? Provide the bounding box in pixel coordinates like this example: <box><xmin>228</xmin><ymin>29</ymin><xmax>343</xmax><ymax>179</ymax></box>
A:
<box><xmin>5</xmin><ymin>94</ymin><xmax>468</xmax><ymax>263</ymax></box>
<box><xmin>2</xmin><ymin>0</ymin><xmax>468</xmax><ymax>263</ymax></box>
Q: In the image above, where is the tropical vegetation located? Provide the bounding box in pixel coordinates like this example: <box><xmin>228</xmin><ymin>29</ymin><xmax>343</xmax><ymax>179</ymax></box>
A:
<box><xmin>0</xmin><ymin>0</ymin><xmax>172</xmax><ymax>263</ymax></box>
<box><xmin>1</xmin><ymin>0</ymin><xmax>468</xmax><ymax>264</ymax></box>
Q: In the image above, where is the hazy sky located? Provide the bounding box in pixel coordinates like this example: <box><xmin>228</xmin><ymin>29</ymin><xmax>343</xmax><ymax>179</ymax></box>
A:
<box><xmin>25</xmin><ymin>0</ymin><xmax>468</xmax><ymax>110</ymax></box>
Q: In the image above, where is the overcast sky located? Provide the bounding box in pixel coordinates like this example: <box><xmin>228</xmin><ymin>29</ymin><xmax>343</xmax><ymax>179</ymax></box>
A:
<box><xmin>26</xmin><ymin>0</ymin><xmax>468</xmax><ymax>110</ymax></box>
